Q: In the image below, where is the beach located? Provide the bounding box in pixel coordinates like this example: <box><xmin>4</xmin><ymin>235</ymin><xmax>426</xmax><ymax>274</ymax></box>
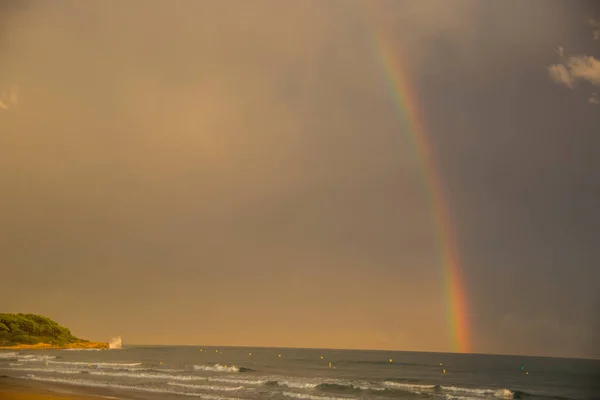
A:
<box><xmin>0</xmin><ymin>376</ymin><xmax>125</xmax><ymax>400</ymax></box>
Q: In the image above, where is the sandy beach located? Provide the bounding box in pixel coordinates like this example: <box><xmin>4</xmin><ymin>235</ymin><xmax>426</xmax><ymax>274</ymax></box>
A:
<box><xmin>0</xmin><ymin>377</ymin><xmax>122</xmax><ymax>400</ymax></box>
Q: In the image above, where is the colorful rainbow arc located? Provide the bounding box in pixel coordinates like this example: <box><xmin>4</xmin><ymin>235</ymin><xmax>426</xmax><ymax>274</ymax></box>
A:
<box><xmin>362</xmin><ymin>7</ymin><xmax>470</xmax><ymax>353</ymax></box>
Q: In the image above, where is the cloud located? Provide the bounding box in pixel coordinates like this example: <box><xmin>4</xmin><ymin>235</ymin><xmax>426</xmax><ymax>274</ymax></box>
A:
<box><xmin>549</xmin><ymin>55</ymin><xmax>600</xmax><ymax>88</ymax></box>
<box><xmin>568</xmin><ymin>55</ymin><xmax>600</xmax><ymax>85</ymax></box>
<box><xmin>590</xmin><ymin>19</ymin><xmax>600</xmax><ymax>41</ymax></box>
<box><xmin>548</xmin><ymin>63</ymin><xmax>573</xmax><ymax>88</ymax></box>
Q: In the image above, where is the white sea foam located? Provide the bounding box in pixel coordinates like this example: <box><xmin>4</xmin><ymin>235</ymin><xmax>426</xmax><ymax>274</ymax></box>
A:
<box><xmin>444</xmin><ymin>395</ymin><xmax>480</xmax><ymax>400</ymax></box>
<box><xmin>84</xmin><ymin>370</ymin><xmax>202</xmax><ymax>381</ymax></box>
<box><xmin>383</xmin><ymin>381</ymin><xmax>436</xmax><ymax>394</ymax></box>
<box><xmin>384</xmin><ymin>382</ymin><xmax>515</xmax><ymax>399</ymax></box>
<box><xmin>17</xmin><ymin>355</ymin><xmax>56</xmax><ymax>362</ymax></box>
<box><xmin>207</xmin><ymin>377</ymin><xmax>267</xmax><ymax>386</ymax></box>
<box><xmin>280</xmin><ymin>380</ymin><xmax>320</xmax><ymax>389</ymax></box>
<box><xmin>168</xmin><ymin>382</ymin><xmax>245</xmax><ymax>392</ymax></box>
<box><xmin>282</xmin><ymin>392</ymin><xmax>353</xmax><ymax>400</ymax></box>
<box><xmin>21</xmin><ymin>374</ymin><xmax>242</xmax><ymax>400</ymax></box>
<box><xmin>109</xmin><ymin>336</ymin><xmax>122</xmax><ymax>349</ymax></box>
<box><xmin>0</xmin><ymin>367</ymin><xmax>80</xmax><ymax>374</ymax></box>
<box><xmin>47</xmin><ymin>361</ymin><xmax>141</xmax><ymax>368</ymax></box>
<box><xmin>441</xmin><ymin>386</ymin><xmax>497</xmax><ymax>395</ymax></box>
<box><xmin>4</xmin><ymin>367</ymin><xmax>255</xmax><ymax>385</ymax></box>
<box><xmin>0</xmin><ymin>352</ymin><xmax>19</xmax><ymax>359</ymax></box>
<box><xmin>194</xmin><ymin>364</ymin><xmax>240</xmax><ymax>373</ymax></box>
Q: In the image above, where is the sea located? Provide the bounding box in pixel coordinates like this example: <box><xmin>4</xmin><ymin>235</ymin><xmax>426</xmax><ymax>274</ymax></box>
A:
<box><xmin>0</xmin><ymin>346</ymin><xmax>598</xmax><ymax>400</ymax></box>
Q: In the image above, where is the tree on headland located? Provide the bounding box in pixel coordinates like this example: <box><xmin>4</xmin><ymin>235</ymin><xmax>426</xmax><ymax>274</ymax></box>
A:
<box><xmin>0</xmin><ymin>313</ymin><xmax>84</xmax><ymax>346</ymax></box>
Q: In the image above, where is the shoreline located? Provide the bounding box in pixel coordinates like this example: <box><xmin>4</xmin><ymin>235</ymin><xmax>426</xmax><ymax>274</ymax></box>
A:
<box><xmin>0</xmin><ymin>376</ymin><xmax>128</xmax><ymax>400</ymax></box>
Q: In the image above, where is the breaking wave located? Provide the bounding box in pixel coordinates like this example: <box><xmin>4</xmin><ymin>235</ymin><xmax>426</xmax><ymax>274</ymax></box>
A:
<box><xmin>282</xmin><ymin>392</ymin><xmax>353</xmax><ymax>400</ymax></box>
<box><xmin>194</xmin><ymin>364</ymin><xmax>242</xmax><ymax>373</ymax></box>
<box><xmin>47</xmin><ymin>361</ymin><xmax>141</xmax><ymax>368</ymax></box>
<box><xmin>0</xmin><ymin>353</ymin><xmax>57</xmax><ymax>363</ymax></box>
<box><xmin>168</xmin><ymin>382</ymin><xmax>245</xmax><ymax>392</ymax></box>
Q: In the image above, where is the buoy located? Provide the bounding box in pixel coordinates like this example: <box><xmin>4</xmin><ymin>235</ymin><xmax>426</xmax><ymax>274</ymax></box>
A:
<box><xmin>249</xmin><ymin>352</ymin><xmax>252</xmax><ymax>356</ymax></box>
<box><xmin>333</xmin><ymin>366</ymin><xmax>336</xmax><ymax>369</ymax></box>
<box><xmin>389</xmin><ymin>358</ymin><xmax>393</xmax><ymax>363</ymax></box>
<box><xmin>160</xmin><ymin>362</ymin><xmax>162</xmax><ymax>365</ymax></box>
<box><xmin>278</xmin><ymin>354</ymin><xmax>282</xmax><ymax>357</ymax></box>
<box><xmin>88</xmin><ymin>364</ymin><xmax>91</xmax><ymax>367</ymax></box>
<box><xmin>320</xmin><ymin>356</ymin><xmax>324</xmax><ymax>359</ymax></box>
<box><xmin>440</xmin><ymin>363</ymin><xmax>443</xmax><ymax>366</ymax></box>
<box><xmin>526</xmin><ymin>372</ymin><xmax>529</xmax><ymax>375</ymax></box>
<box><xmin>216</xmin><ymin>349</ymin><xmax>218</xmax><ymax>353</ymax></box>
<box><xmin>443</xmin><ymin>369</ymin><xmax>446</xmax><ymax>374</ymax></box>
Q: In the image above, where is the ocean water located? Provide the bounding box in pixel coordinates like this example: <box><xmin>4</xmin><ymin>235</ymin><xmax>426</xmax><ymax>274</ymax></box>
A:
<box><xmin>0</xmin><ymin>346</ymin><xmax>598</xmax><ymax>400</ymax></box>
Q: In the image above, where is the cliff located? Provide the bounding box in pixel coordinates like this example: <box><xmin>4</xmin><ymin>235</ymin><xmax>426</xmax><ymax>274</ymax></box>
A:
<box><xmin>0</xmin><ymin>313</ymin><xmax>108</xmax><ymax>349</ymax></box>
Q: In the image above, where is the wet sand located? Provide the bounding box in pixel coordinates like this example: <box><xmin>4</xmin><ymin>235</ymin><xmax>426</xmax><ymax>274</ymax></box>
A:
<box><xmin>0</xmin><ymin>377</ymin><xmax>124</xmax><ymax>400</ymax></box>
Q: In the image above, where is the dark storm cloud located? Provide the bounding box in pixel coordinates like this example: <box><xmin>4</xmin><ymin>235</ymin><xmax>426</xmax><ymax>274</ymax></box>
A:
<box><xmin>0</xmin><ymin>0</ymin><xmax>598</xmax><ymax>358</ymax></box>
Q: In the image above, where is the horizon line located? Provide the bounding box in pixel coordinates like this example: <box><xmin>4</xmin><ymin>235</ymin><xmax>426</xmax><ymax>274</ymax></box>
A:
<box><xmin>110</xmin><ymin>343</ymin><xmax>599</xmax><ymax>361</ymax></box>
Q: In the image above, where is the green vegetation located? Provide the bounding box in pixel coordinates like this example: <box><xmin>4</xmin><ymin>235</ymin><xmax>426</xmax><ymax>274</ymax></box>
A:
<box><xmin>0</xmin><ymin>313</ymin><xmax>86</xmax><ymax>346</ymax></box>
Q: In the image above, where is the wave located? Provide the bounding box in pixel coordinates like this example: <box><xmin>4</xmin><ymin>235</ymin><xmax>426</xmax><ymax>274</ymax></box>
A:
<box><xmin>7</xmin><ymin>365</ymin><xmax>532</xmax><ymax>400</ymax></box>
<box><xmin>0</xmin><ymin>352</ymin><xmax>19</xmax><ymax>359</ymax></box>
<box><xmin>383</xmin><ymin>381</ymin><xmax>529</xmax><ymax>399</ymax></box>
<box><xmin>315</xmin><ymin>383</ymin><xmax>362</xmax><ymax>394</ymax></box>
<box><xmin>194</xmin><ymin>364</ymin><xmax>241</xmax><ymax>373</ymax></box>
<box><xmin>21</xmin><ymin>374</ymin><xmax>242</xmax><ymax>400</ymax></box>
<box><xmin>282</xmin><ymin>391</ymin><xmax>354</xmax><ymax>400</ymax></box>
<box><xmin>209</xmin><ymin>377</ymin><xmax>269</xmax><ymax>386</ymax></box>
<box><xmin>16</xmin><ymin>355</ymin><xmax>56</xmax><ymax>362</ymax></box>
<box><xmin>168</xmin><ymin>382</ymin><xmax>245</xmax><ymax>392</ymax></box>
<box><xmin>0</xmin><ymin>367</ymin><xmax>80</xmax><ymax>375</ymax></box>
<box><xmin>47</xmin><ymin>361</ymin><xmax>142</xmax><ymax>368</ymax></box>
<box><xmin>5</xmin><ymin>367</ymin><xmax>263</xmax><ymax>386</ymax></box>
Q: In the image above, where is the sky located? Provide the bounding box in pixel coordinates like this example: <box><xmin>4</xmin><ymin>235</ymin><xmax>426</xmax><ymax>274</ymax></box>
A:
<box><xmin>1</xmin><ymin>0</ymin><xmax>599</xmax><ymax>359</ymax></box>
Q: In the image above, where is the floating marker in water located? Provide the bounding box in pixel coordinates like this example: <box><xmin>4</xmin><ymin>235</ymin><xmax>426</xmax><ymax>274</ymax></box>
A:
<box><xmin>320</xmin><ymin>356</ymin><xmax>324</xmax><ymax>359</ymax></box>
<box><xmin>389</xmin><ymin>358</ymin><xmax>393</xmax><ymax>363</ymax></box>
<box><xmin>526</xmin><ymin>372</ymin><xmax>529</xmax><ymax>375</ymax></box>
<box><xmin>443</xmin><ymin>369</ymin><xmax>446</xmax><ymax>374</ymax></box>
<box><xmin>333</xmin><ymin>366</ymin><xmax>336</xmax><ymax>369</ymax></box>
<box><xmin>440</xmin><ymin>363</ymin><xmax>443</xmax><ymax>366</ymax></box>
<box><xmin>216</xmin><ymin>349</ymin><xmax>218</xmax><ymax>353</ymax></box>
<box><xmin>249</xmin><ymin>352</ymin><xmax>252</xmax><ymax>356</ymax></box>
<box><xmin>160</xmin><ymin>362</ymin><xmax>162</xmax><ymax>365</ymax></box>
<box><xmin>278</xmin><ymin>354</ymin><xmax>282</xmax><ymax>357</ymax></box>
<box><xmin>520</xmin><ymin>364</ymin><xmax>524</xmax><ymax>371</ymax></box>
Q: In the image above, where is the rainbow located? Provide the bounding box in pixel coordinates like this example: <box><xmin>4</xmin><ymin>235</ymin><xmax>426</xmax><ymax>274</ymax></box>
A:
<box><xmin>361</xmin><ymin>6</ymin><xmax>470</xmax><ymax>353</ymax></box>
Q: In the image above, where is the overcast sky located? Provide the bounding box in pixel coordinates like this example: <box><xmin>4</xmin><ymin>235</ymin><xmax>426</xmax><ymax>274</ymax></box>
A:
<box><xmin>1</xmin><ymin>0</ymin><xmax>599</xmax><ymax>359</ymax></box>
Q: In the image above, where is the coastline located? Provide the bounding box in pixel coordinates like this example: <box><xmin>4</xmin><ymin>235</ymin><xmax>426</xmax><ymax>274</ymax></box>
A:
<box><xmin>0</xmin><ymin>342</ymin><xmax>109</xmax><ymax>350</ymax></box>
<box><xmin>0</xmin><ymin>376</ymin><xmax>124</xmax><ymax>400</ymax></box>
